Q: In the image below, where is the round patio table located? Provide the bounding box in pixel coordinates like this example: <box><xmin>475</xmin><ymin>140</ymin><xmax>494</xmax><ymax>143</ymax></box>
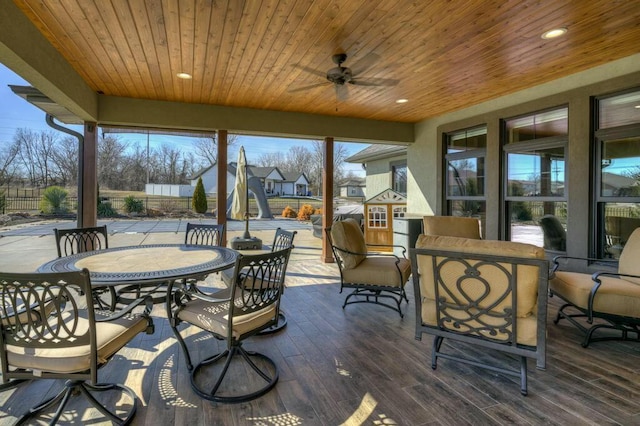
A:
<box><xmin>38</xmin><ymin>244</ymin><xmax>239</xmax><ymax>307</ymax></box>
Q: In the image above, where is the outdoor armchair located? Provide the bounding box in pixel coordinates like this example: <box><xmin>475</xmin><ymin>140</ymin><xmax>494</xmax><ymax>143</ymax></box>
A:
<box><xmin>0</xmin><ymin>269</ymin><xmax>154</xmax><ymax>424</ymax></box>
<box><xmin>411</xmin><ymin>235</ymin><xmax>549</xmax><ymax>396</ymax></box>
<box><xmin>167</xmin><ymin>247</ymin><xmax>292</xmax><ymax>403</ymax></box>
<box><xmin>550</xmin><ymin>227</ymin><xmax>640</xmax><ymax>347</ymax></box>
<box><xmin>327</xmin><ymin>218</ymin><xmax>411</xmax><ymax>317</ymax></box>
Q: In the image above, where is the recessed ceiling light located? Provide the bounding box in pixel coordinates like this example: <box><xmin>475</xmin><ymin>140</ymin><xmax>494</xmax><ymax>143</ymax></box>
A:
<box><xmin>176</xmin><ymin>72</ymin><xmax>192</xmax><ymax>79</ymax></box>
<box><xmin>541</xmin><ymin>27</ymin><xmax>567</xmax><ymax>39</ymax></box>
<box><xmin>396</xmin><ymin>99</ymin><xmax>409</xmax><ymax>104</ymax></box>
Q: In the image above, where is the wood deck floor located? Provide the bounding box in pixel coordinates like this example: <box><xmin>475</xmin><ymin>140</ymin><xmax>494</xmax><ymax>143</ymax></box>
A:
<box><xmin>2</xmin><ymin>248</ymin><xmax>640</xmax><ymax>425</ymax></box>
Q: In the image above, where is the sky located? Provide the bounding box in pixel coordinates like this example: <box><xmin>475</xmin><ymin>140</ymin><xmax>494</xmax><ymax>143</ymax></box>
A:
<box><xmin>0</xmin><ymin>63</ymin><xmax>367</xmax><ymax>176</ymax></box>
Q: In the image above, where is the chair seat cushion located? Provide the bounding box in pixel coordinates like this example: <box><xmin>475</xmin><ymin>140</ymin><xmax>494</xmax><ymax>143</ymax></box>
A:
<box><xmin>420</xmin><ymin>298</ymin><xmax>538</xmax><ymax>346</ymax></box>
<box><xmin>551</xmin><ymin>271</ymin><xmax>640</xmax><ymax>318</ymax></box>
<box><xmin>177</xmin><ymin>289</ymin><xmax>277</xmax><ymax>338</ymax></box>
<box><xmin>342</xmin><ymin>257</ymin><xmax>411</xmax><ymax>288</ymax></box>
<box><xmin>7</xmin><ymin>311</ymin><xmax>148</xmax><ymax>374</ymax></box>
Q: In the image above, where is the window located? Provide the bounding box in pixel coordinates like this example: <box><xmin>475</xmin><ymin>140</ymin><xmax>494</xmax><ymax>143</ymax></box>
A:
<box><xmin>391</xmin><ymin>161</ymin><xmax>407</xmax><ymax>195</ymax></box>
<box><xmin>594</xmin><ymin>89</ymin><xmax>640</xmax><ymax>259</ymax></box>
<box><xmin>503</xmin><ymin>107</ymin><xmax>568</xmax><ymax>248</ymax></box>
<box><xmin>393</xmin><ymin>205</ymin><xmax>406</xmax><ymax>218</ymax></box>
<box><xmin>444</xmin><ymin>126</ymin><xmax>487</xmax><ymax>236</ymax></box>
<box><xmin>368</xmin><ymin>206</ymin><xmax>388</xmax><ymax>229</ymax></box>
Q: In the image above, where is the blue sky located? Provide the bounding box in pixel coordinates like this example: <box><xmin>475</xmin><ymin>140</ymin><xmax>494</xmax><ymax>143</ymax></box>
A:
<box><xmin>0</xmin><ymin>63</ymin><xmax>366</xmax><ymax>175</ymax></box>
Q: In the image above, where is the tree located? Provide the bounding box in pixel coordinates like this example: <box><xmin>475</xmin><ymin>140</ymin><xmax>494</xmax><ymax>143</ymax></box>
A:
<box><xmin>98</xmin><ymin>135</ymin><xmax>129</xmax><ymax>189</ymax></box>
<box><xmin>255</xmin><ymin>151</ymin><xmax>287</xmax><ymax>169</ymax></box>
<box><xmin>0</xmin><ymin>140</ymin><xmax>20</xmax><ymax>185</ymax></box>
<box><xmin>192</xmin><ymin>177</ymin><xmax>208</xmax><ymax>213</ymax></box>
<box><xmin>14</xmin><ymin>129</ymin><xmax>58</xmax><ymax>186</ymax></box>
<box><xmin>192</xmin><ymin>133</ymin><xmax>238</xmax><ymax>168</ymax></box>
<box><xmin>51</xmin><ymin>136</ymin><xmax>79</xmax><ymax>186</ymax></box>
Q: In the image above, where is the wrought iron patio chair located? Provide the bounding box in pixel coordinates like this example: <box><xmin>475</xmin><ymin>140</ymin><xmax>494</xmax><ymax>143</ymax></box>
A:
<box><xmin>411</xmin><ymin>234</ymin><xmax>549</xmax><ymax>396</ymax></box>
<box><xmin>326</xmin><ymin>218</ymin><xmax>412</xmax><ymax>317</ymax></box>
<box><xmin>0</xmin><ymin>269</ymin><xmax>154</xmax><ymax>424</ymax></box>
<box><xmin>184</xmin><ymin>222</ymin><xmax>225</xmax><ymax>246</ymax></box>
<box><xmin>550</xmin><ymin>227</ymin><xmax>640</xmax><ymax>347</ymax></box>
<box><xmin>54</xmin><ymin>225</ymin><xmax>117</xmax><ymax>310</ymax></box>
<box><xmin>167</xmin><ymin>247</ymin><xmax>292</xmax><ymax>402</ymax></box>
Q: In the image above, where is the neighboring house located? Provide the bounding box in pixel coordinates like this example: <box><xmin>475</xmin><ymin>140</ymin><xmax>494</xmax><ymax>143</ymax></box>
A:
<box><xmin>249</xmin><ymin>167</ymin><xmax>286</xmax><ymax>196</ymax></box>
<box><xmin>277</xmin><ymin>172</ymin><xmax>310</xmax><ymax>196</ymax></box>
<box><xmin>345</xmin><ymin>144</ymin><xmax>409</xmax><ymax>199</ymax></box>
<box><xmin>338</xmin><ymin>177</ymin><xmax>366</xmax><ymax>198</ymax></box>
<box><xmin>187</xmin><ymin>162</ymin><xmax>236</xmax><ymax>196</ymax></box>
<box><xmin>147</xmin><ymin>162</ymin><xmax>310</xmax><ymax>198</ymax></box>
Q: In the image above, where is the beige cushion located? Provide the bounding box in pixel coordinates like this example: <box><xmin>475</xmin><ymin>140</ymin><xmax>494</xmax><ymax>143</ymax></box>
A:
<box><xmin>618</xmin><ymin>227</ymin><xmax>640</xmax><ymax>285</ymax></box>
<box><xmin>414</xmin><ymin>235</ymin><xmax>545</xmax><ymax>346</ymax></box>
<box><xmin>342</xmin><ymin>257</ymin><xmax>412</xmax><ymax>288</ymax></box>
<box><xmin>331</xmin><ymin>219</ymin><xmax>367</xmax><ymax>269</ymax></box>
<box><xmin>177</xmin><ymin>288</ymin><xmax>276</xmax><ymax>339</ymax></box>
<box><xmin>420</xmin><ymin>298</ymin><xmax>539</xmax><ymax>346</ymax></box>
<box><xmin>423</xmin><ymin>216</ymin><xmax>482</xmax><ymax>239</ymax></box>
<box><xmin>7</xmin><ymin>311</ymin><xmax>148</xmax><ymax>374</ymax></box>
<box><xmin>550</xmin><ymin>271</ymin><xmax>640</xmax><ymax>318</ymax></box>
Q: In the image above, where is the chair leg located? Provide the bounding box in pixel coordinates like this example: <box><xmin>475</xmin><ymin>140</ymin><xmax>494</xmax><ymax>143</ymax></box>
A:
<box><xmin>16</xmin><ymin>380</ymin><xmax>137</xmax><ymax>425</ymax></box>
<box><xmin>190</xmin><ymin>343</ymin><xmax>279</xmax><ymax>403</ymax></box>
<box><xmin>343</xmin><ymin>287</ymin><xmax>406</xmax><ymax>317</ymax></box>
<box><xmin>432</xmin><ymin>336</ymin><xmax>444</xmax><ymax>369</ymax></box>
<box><xmin>520</xmin><ymin>357</ymin><xmax>528</xmax><ymax>396</ymax></box>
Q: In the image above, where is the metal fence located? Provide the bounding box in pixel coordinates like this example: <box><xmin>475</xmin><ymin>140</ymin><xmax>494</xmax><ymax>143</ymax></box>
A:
<box><xmin>1</xmin><ymin>195</ymin><xmax>324</xmax><ymax>217</ymax></box>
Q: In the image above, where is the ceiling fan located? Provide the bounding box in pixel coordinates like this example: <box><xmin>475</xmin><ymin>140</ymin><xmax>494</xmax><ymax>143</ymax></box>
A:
<box><xmin>290</xmin><ymin>53</ymin><xmax>398</xmax><ymax>101</ymax></box>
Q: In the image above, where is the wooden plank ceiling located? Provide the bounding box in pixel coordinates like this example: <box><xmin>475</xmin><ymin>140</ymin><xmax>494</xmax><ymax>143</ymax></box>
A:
<box><xmin>12</xmin><ymin>0</ymin><xmax>640</xmax><ymax>123</ymax></box>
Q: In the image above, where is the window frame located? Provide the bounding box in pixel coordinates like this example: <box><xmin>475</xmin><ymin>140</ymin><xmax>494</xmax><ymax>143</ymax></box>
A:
<box><xmin>592</xmin><ymin>88</ymin><xmax>640</xmax><ymax>259</ymax></box>
<box><xmin>444</xmin><ymin>126</ymin><xmax>487</xmax><ymax>221</ymax></box>
<box><xmin>501</xmin><ymin>106</ymin><xmax>568</xmax><ymax>243</ymax></box>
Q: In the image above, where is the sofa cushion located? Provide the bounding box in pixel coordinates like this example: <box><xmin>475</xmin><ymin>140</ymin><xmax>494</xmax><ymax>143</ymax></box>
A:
<box><xmin>331</xmin><ymin>219</ymin><xmax>367</xmax><ymax>269</ymax></box>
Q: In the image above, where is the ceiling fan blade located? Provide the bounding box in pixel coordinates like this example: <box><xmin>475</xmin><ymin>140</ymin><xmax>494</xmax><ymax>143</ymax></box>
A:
<box><xmin>288</xmin><ymin>82</ymin><xmax>331</xmax><ymax>93</ymax></box>
<box><xmin>335</xmin><ymin>84</ymin><xmax>349</xmax><ymax>101</ymax></box>
<box><xmin>291</xmin><ymin>63</ymin><xmax>326</xmax><ymax>78</ymax></box>
<box><xmin>350</xmin><ymin>77</ymin><xmax>400</xmax><ymax>87</ymax></box>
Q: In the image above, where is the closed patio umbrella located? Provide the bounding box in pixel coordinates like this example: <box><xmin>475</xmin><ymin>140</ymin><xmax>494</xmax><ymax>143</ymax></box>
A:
<box><xmin>231</xmin><ymin>146</ymin><xmax>252</xmax><ymax>239</ymax></box>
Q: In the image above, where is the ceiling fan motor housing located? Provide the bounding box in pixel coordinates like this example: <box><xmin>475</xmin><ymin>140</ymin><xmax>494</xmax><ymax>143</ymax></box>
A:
<box><xmin>327</xmin><ymin>66</ymin><xmax>352</xmax><ymax>85</ymax></box>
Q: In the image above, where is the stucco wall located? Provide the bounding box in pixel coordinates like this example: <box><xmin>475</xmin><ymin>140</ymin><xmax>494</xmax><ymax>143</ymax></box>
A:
<box><xmin>408</xmin><ymin>54</ymin><xmax>640</xmax><ymax>253</ymax></box>
<box><xmin>365</xmin><ymin>154</ymin><xmax>407</xmax><ymax>199</ymax></box>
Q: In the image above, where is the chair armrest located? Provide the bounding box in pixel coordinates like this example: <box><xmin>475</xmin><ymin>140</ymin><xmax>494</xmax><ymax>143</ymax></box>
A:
<box><xmin>366</xmin><ymin>243</ymin><xmax>407</xmax><ymax>258</ymax></box>
<box><xmin>333</xmin><ymin>245</ymin><xmax>403</xmax><ymax>262</ymax></box>
<box><xmin>581</xmin><ymin>271</ymin><xmax>640</xmax><ymax>323</ymax></box>
<box><xmin>551</xmin><ymin>255</ymin><xmax>617</xmax><ymax>275</ymax></box>
<box><xmin>96</xmin><ymin>295</ymin><xmax>154</xmax><ymax>333</ymax></box>
<box><xmin>96</xmin><ymin>294</ymin><xmax>153</xmax><ymax>319</ymax></box>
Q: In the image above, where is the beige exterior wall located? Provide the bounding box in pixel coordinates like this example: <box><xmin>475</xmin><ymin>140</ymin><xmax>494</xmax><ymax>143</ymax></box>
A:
<box><xmin>364</xmin><ymin>154</ymin><xmax>407</xmax><ymax>199</ymax></box>
<box><xmin>408</xmin><ymin>54</ymin><xmax>640</xmax><ymax>257</ymax></box>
